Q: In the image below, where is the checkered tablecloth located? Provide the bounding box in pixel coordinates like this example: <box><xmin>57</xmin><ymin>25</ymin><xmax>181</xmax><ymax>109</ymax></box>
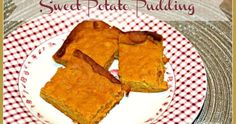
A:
<box><xmin>3</xmin><ymin>9</ymin><xmax>207</xmax><ymax>124</ymax></box>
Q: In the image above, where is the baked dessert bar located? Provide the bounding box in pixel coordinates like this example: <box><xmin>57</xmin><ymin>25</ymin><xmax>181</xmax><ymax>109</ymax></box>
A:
<box><xmin>41</xmin><ymin>49</ymin><xmax>127</xmax><ymax>124</ymax></box>
<box><xmin>53</xmin><ymin>20</ymin><xmax>121</xmax><ymax>69</ymax></box>
<box><xmin>118</xmin><ymin>31</ymin><xmax>168</xmax><ymax>92</ymax></box>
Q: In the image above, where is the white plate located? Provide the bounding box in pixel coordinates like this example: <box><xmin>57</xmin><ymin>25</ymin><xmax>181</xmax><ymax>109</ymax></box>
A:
<box><xmin>3</xmin><ymin>9</ymin><xmax>207</xmax><ymax>124</ymax></box>
<box><xmin>18</xmin><ymin>33</ymin><xmax>175</xmax><ymax>124</ymax></box>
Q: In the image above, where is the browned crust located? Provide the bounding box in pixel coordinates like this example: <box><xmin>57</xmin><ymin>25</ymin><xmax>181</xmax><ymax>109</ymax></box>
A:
<box><xmin>53</xmin><ymin>20</ymin><xmax>163</xmax><ymax>64</ymax></box>
<box><xmin>119</xmin><ymin>31</ymin><xmax>163</xmax><ymax>45</ymax></box>
<box><xmin>53</xmin><ymin>20</ymin><xmax>121</xmax><ymax>63</ymax></box>
<box><xmin>53</xmin><ymin>20</ymin><xmax>163</xmax><ymax>62</ymax></box>
<box><xmin>163</xmin><ymin>56</ymin><xmax>170</xmax><ymax>64</ymax></box>
<box><xmin>144</xmin><ymin>31</ymin><xmax>163</xmax><ymax>41</ymax></box>
<box><xmin>119</xmin><ymin>31</ymin><xmax>168</xmax><ymax>64</ymax></box>
<box><xmin>73</xmin><ymin>49</ymin><xmax>121</xmax><ymax>85</ymax></box>
<box><xmin>73</xmin><ymin>49</ymin><xmax>130</xmax><ymax>95</ymax></box>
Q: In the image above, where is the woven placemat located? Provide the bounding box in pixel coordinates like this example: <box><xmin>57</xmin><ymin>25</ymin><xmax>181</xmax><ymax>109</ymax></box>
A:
<box><xmin>3</xmin><ymin>0</ymin><xmax>232</xmax><ymax>123</ymax></box>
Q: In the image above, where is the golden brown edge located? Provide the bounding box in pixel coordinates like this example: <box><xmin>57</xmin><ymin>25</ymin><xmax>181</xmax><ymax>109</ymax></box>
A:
<box><xmin>72</xmin><ymin>49</ymin><xmax>131</xmax><ymax>94</ymax></box>
<box><xmin>53</xmin><ymin>20</ymin><xmax>164</xmax><ymax>64</ymax></box>
<box><xmin>118</xmin><ymin>31</ymin><xmax>168</xmax><ymax>92</ymax></box>
<box><xmin>53</xmin><ymin>20</ymin><xmax>167</xmax><ymax>93</ymax></box>
<box><xmin>73</xmin><ymin>49</ymin><xmax>120</xmax><ymax>85</ymax></box>
<box><xmin>53</xmin><ymin>20</ymin><xmax>121</xmax><ymax>64</ymax></box>
<box><xmin>119</xmin><ymin>31</ymin><xmax>163</xmax><ymax>45</ymax></box>
<box><xmin>41</xmin><ymin>49</ymin><xmax>127</xmax><ymax>123</ymax></box>
<box><xmin>120</xmin><ymin>30</ymin><xmax>169</xmax><ymax>64</ymax></box>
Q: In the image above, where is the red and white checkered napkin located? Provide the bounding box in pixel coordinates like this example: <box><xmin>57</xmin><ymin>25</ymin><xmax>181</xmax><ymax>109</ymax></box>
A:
<box><xmin>3</xmin><ymin>9</ymin><xmax>207</xmax><ymax>124</ymax></box>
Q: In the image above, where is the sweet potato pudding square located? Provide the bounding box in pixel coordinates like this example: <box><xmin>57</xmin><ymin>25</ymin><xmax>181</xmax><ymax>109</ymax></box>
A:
<box><xmin>40</xmin><ymin>49</ymin><xmax>126</xmax><ymax>124</ymax></box>
<box><xmin>53</xmin><ymin>20</ymin><xmax>121</xmax><ymax>69</ymax></box>
<box><xmin>118</xmin><ymin>32</ymin><xmax>168</xmax><ymax>92</ymax></box>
